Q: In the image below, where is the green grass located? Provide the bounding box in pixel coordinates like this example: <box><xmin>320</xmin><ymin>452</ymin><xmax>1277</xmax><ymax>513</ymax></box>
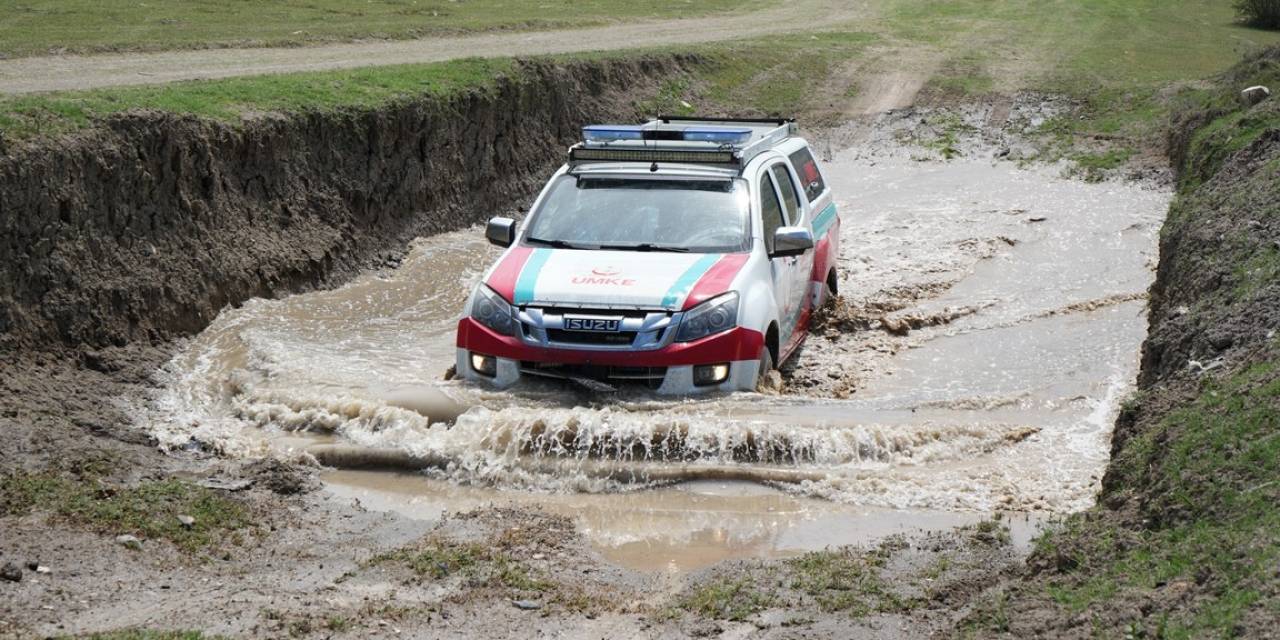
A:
<box><xmin>1032</xmin><ymin>363</ymin><xmax>1280</xmax><ymax>638</ymax></box>
<box><xmin>881</xmin><ymin>0</ymin><xmax>1280</xmax><ymax>161</ymax></box>
<box><xmin>786</xmin><ymin>549</ymin><xmax>908</xmax><ymax>616</ymax></box>
<box><xmin>3</xmin><ymin>0</ymin><xmax>1277</xmax><ymax>148</ymax></box>
<box><xmin>0</xmin><ymin>0</ymin><xmax>770</xmax><ymax>58</ymax></box>
<box><xmin>628</xmin><ymin>31</ymin><xmax>877</xmax><ymax>124</ymax></box>
<box><xmin>371</xmin><ymin>539</ymin><xmax>550</xmax><ymax>593</ymax></box>
<box><xmin>887</xmin><ymin>0</ymin><xmax>1280</xmax><ymax>91</ymax></box>
<box><xmin>0</xmin><ymin>473</ymin><xmax>252</xmax><ymax>553</ymax></box>
<box><xmin>0</xmin><ymin>56</ymin><xmax>515</xmax><ymax>139</ymax></box>
<box><xmin>679</xmin><ymin>576</ymin><xmax>776</xmax><ymax>621</ymax></box>
<box><xmin>0</xmin><ymin>30</ymin><xmax>880</xmax><ymax>141</ymax></box>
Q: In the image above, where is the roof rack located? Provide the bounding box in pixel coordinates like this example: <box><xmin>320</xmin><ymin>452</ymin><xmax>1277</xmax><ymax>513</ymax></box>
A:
<box><xmin>657</xmin><ymin>115</ymin><xmax>795</xmax><ymax>126</ymax></box>
<box><xmin>568</xmin><ymin>116</ymin><xmax>797</xmax><ymax>168</ymax></box>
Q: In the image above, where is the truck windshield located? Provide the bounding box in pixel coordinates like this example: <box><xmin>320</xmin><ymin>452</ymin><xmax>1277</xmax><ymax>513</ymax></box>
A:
<box><xmin>524</xmin><ymin>176</ymin><xmax>751</xmax><ymax>253</ymax></box>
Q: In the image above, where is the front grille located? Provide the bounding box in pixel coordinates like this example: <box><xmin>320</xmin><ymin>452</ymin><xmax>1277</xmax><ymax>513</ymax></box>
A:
<box><xmin>547</xmin><ymin>329</ymin><xmax>637</xmax><ymax>346</ymax></box>
<box><xmin>520</xmin><ymin>362</ymin><xmax>668</xmax><ymax>383</ymax></box>
<box><xmin>534</xmin><ymin>306</ymin><xmax>663</xmax><ymax>319</ymax></box>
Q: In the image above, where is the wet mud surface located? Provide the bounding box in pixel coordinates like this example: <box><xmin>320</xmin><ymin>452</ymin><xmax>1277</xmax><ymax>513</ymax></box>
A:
<box><xmin>1</xmin><ymin>97</ymin><xmax>1178</xmax><ymax>638</ymax></box>
<box><xmin>140</xmin><ymin>136</ymin><xmax>1171</xmax><ymax>566</ymax></box>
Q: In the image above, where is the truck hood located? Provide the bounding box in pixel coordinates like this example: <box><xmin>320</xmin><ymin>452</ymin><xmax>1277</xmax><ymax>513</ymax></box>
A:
<box><xmin>486</xmin><ymin>247</ymin><xmax>747</xmax><ymax>311</ymax></box>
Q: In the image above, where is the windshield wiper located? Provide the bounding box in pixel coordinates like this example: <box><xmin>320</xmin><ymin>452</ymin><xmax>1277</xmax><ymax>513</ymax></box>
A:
<box><xmin>597</xmin><ymin>243</ymin><xmax>692</xmax><ymax>253</ymax></box>
<box><xmin>525</xmin><ymin>236</ymin><xmax>595</xmax><ymax>250</ymax></box>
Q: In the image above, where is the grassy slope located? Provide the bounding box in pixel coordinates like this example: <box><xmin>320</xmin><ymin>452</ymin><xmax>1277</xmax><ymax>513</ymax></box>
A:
<box><xmin>881</xmin><ymin>0</ymin><xmax>1280</xmax><ymax>164</ymax></box>
<box><xmin>0</xmin><ymin>57</ymin><xmax>517</xmax><ymax>139</ymax></box>
<box><xmin>4</xmin><ymin>0</ymin><xmax>1278</xmax><ymax>145</ymax></box>
<box><xmin>962</xmin><ymin>49</ymin><xmax>1280</xmax><ymax>639</ymax></box>
<box><xmin>0</xmin><ymin>32</ymin><xmax>884</xmax><ymax>141</ymax></box>
<box><xmin>0</xmin><ymin>0</ymin><xmax>768</xmax><ymax>58</ymax></box>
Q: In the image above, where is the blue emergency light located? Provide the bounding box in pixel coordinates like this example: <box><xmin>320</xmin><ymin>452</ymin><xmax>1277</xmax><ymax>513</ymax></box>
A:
<box><xmin>681</xmin><ymin>128</ymin><xmax>753</xmax><ymax>144</ymax></box>
<box><xmin>582</xmin><ymin>124</ymin><xmax>754</xmax><ymax>145</ymax></box>
<box><xmin>582</xmin><ymin>125</ymin><xmax>646</xmax><ymax>142</ymax></box>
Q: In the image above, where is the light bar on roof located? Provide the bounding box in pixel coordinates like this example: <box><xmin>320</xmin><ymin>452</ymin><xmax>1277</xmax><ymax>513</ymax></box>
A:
<box><xmin>681</xmin><ymin>127</ymin><xmax>752</xmax><ymax>144</ymax></box>
<box><xmin>570</xmin><ymin>147</ymin><xmax>737</xmax><ymax>165</ymax></box>
<box><xmin>583</xmin><ymin>125</ymin><xmax>645</xmax><ymax>142</ymax></box>
<box><xmin>582</xmin><ymin>124</ymin><xmax>754</xmax><ymax>145</ymax></box>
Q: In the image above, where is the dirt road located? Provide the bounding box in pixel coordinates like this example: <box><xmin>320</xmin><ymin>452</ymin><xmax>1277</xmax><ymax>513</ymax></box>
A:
<box><xmin>0</xmin><ymin>0</ymin><xmax>869</xmax><ymax>95</ymax></box>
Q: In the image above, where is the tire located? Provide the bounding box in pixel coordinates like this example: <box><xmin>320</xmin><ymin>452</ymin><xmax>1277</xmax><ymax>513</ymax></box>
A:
<box><xmin>823</xmin><ymin>270</ymin><xmax>839</xmax><ymax>309</ymax></box>
<box><xmin>754</xmin><ymin>347</ymin><xmax>775</xmax><ymax>392</ymax></box>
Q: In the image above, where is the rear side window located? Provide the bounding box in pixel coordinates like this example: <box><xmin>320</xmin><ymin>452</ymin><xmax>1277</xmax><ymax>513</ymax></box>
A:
<box><xmin>760</xmin><ymin>174</ymin><xmax>786</xmax><ymax>254</ymax></box>
<box><xmin>788</xmin><ymin>147</ymin><xmax>827</xmax><ymax>202</ymax></box>
<box><xmin>771</xmin><ymin>164</ymin><xmax>802</xmax><ymax>221</ymax></box>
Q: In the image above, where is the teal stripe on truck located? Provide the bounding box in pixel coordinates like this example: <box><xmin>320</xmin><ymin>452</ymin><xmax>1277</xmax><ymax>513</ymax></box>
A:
<box><xmin>661</xmin><ymin>254</ymin><xmax>722</xmax><ymax>308</ymax></box>
<box><xmin>812</xmin><ymin>203</ymin><xmax>838</xmax><ymax>238</ymax></box>
<box><xmin>513</xmin><ymin>248</ymin><xmax>552</xmax><ymax>305</ymax></box>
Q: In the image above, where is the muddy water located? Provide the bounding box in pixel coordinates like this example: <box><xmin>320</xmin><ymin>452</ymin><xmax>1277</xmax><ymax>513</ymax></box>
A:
<box><xmin>147</xmin><ymin>150</ymin><xmax>1170</xmax><ymax>571</ymax></box>
<box><xmin>325</xmin><ymin>470</ymin><xmax>1044</xmax><ymax>572</ymax></box>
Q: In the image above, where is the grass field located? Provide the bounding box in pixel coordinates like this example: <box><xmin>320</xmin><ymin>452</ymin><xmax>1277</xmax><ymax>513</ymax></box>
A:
<box><xmin>0</xmin><ymin>57</ymin><xmax>517</xmax><ymax>138</ymax></box>
<box><xmin>2</xmin><ymin>0</ymin><xmax>1277</xmax><ymax>146</ymax></box>
<box><xmin>0</xmin><ymin>0</ymin><xmax>769</xmax><ymax>58</ymax></box>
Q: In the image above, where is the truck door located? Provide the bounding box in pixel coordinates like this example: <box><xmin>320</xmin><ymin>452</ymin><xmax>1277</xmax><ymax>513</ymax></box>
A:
<box><xmin>769</xmin><ymin>162</ymin><xmax>813</xmax><ymax>354</ymax></box>
<box><xmin>760</xmin><ymin>168</ymin><xmax>791</xmax><ymax>351</ymax></box>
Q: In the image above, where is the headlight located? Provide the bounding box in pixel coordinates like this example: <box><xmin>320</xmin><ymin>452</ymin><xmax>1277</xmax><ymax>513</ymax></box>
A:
<box><xmin>675</xmin><ymin>292</ymin><xmax>739</xmax><ymax>342</ymax></box>
<box><xmin>470</xmin><ymin>285</ymin><xmax>517</xmax><ymax>336</ymax></box>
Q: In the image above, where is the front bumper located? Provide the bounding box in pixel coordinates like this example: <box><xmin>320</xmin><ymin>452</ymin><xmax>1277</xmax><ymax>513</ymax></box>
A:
<box><xmin>455</xmin><ymin>317</ymin><xmax>764</xmax><ymax>394</ymax></box>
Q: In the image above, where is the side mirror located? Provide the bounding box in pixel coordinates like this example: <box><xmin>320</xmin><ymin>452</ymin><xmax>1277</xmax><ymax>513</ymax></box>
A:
<box><xmin>486</xmin><ymin>217</ymin><xmax>517</xmax><ymax>247</ymax></box>
<box><xmin>770</xmin><ymin>226</ymin><xmax>814</xmax><ymax>258</ymax></box>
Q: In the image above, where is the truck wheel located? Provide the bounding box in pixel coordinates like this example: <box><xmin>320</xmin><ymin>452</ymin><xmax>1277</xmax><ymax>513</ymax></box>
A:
<box><xmin>823</xmin><ymin>269</ymin><xmax>839</xmax><ymax>308</ymax></box>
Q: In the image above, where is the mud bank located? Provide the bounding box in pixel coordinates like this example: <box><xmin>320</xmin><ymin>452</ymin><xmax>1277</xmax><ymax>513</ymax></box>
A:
<box><xmin>0</xmin><ymin>55</ymin><xmax>693</xmax><ymax>351</ymax></box>
<box><xmin>970</xmin><ymin>48</ymin><xmax>1280</xmax><ymax>638</ymax></box>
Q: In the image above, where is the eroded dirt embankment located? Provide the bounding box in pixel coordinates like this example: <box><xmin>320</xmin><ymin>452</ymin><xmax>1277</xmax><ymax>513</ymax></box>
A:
<box><xmin>0</xmin><ymin>55</ymin><xmax>693</xmax><ymax>352</ymax></box>
<box><xmin>965</xmin><ymin>48</ymin><xmax>1280</xmax><ymax>639</ymax></box>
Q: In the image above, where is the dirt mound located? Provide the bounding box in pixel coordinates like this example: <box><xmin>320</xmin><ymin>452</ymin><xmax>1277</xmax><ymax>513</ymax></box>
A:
<box><xmin>0</xmin><ymin>55</ymin><xmax>694</xmax><ymax>352</ymax></box>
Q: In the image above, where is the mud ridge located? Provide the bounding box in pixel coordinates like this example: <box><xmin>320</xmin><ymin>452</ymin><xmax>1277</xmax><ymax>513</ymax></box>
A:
<box><xmin>0</xmin><ymin>55</ymin><xmax>696</xmax><ymax>352</ymax></box>
<box><xmin>971</xmin><ymin>47</ymin><xmax>1280</xmax><ymax>638</ymax></box>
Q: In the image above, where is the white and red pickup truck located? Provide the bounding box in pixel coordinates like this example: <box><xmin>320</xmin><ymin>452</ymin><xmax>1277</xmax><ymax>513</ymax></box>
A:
<box><xmin>456</xmin><ymin>116</ymin><xmax>839</xmax><ymax>394</ymax></box>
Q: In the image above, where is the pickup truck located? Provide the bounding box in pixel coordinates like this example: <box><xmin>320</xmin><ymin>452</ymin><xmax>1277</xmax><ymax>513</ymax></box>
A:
<box><xmin>456</xmin><ymin>116</ymin><xmax>839</xmax><ymax>394</ymax></box>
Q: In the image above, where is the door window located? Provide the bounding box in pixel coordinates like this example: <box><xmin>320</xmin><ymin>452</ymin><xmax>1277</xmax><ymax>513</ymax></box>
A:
<box><xmin>760</xmin><ymin>173</ymin><xmax>785</xmax><ymax>254</ymax></box>
<box><xmin>788</xmin><ymin>147</ymin><xmax>827</xmax><ymax>202</ymax></box>
<box><xmin>771</xmin><ymin>164</ymin><xmax>803</xmax><ymax>223</ymax></box>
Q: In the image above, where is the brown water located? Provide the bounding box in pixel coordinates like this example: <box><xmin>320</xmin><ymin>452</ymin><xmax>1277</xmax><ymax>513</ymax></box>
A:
<box><xmin>325</xmin><ymin>469</ymin><xmax>1045</xmax><ymax>572</ymax></box>
<box><xmin>146</xmin><ymin>150</ymin><xmax>1170</xmax><ymax>571</ymax></box>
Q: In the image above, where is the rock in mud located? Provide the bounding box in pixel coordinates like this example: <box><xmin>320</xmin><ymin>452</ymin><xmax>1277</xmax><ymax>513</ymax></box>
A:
<box><xmin>880</xmin><ymin>317</ymin><xmax>911</xmax><ymax>336</ymax></box>
<box><xmin>81</xmin><ymin>349</ymin><xmax>125</xmax><ymax>373</ymax></box>
<box><xmin>115</xmin><ymin>535</ymin><xmax>142</xmax><ymax>550</ymax></box>
<box><xmin>245</xmin><ymin>458</ymin><xmax>317</xmax><ymax>495</ymax></box>
<box><xmin>512</xmin><ymin>600</ymin><xmax>542</xmax><ymax>611</ymax></box>
<box><xmin>177</xmin><ymin>514</ymin><xmax>195</xmax><ymax>529</ymax></box>
<box><xmin>1241</xmin><ymin>85</ymin><xmax>1271</xmax><ymax>106</ymax></box>
<box><xmin>0</xmin><ymin>562</ymin><xmax>21</xmax><ymax>582</ymax></box>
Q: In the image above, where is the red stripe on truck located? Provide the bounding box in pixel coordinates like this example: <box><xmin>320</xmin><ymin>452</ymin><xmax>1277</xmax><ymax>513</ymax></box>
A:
<box><xmin>457</xmin><ymin>318</ymin><xmax>765</xmax><ymax>367</ymax></box>
<box><xmin>682</xmin><ymin>253</ymin><xmax>750</xmax><ymax>310</ymax></box>
<box><xmin>485</xmin><ymin>247</ymin><xmax>532</xmax><ymax>302</ymax></box>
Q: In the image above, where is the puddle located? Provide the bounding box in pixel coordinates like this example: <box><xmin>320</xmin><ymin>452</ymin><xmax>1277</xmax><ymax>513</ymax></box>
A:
<box><xmin>145</xmin><ymin>148</ymin><xmax>1170</xmax><ymax>569</ymax></box>
<box><xmin>325</xmin><ymin>469</ymin><xmax>1045</xmax><ymax>573</ymax></box>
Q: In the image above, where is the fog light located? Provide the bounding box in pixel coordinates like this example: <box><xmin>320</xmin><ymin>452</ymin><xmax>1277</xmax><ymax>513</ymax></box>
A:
<box><xmin>470</xmin><ymin>353</ymin><xmax>497</xmax><ymax>377</ymax></box>
<box><xmin>693</xmin><ymin>363</ymin><xmax>731</xmax><ymax>386</ymax></box>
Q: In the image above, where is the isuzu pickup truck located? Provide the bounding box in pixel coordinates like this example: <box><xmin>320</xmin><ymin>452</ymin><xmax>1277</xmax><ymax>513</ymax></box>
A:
<box><xmin>456</xmin><ymin>116</ymin><xmax>839</xmax><ymax>394</ymax></box>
